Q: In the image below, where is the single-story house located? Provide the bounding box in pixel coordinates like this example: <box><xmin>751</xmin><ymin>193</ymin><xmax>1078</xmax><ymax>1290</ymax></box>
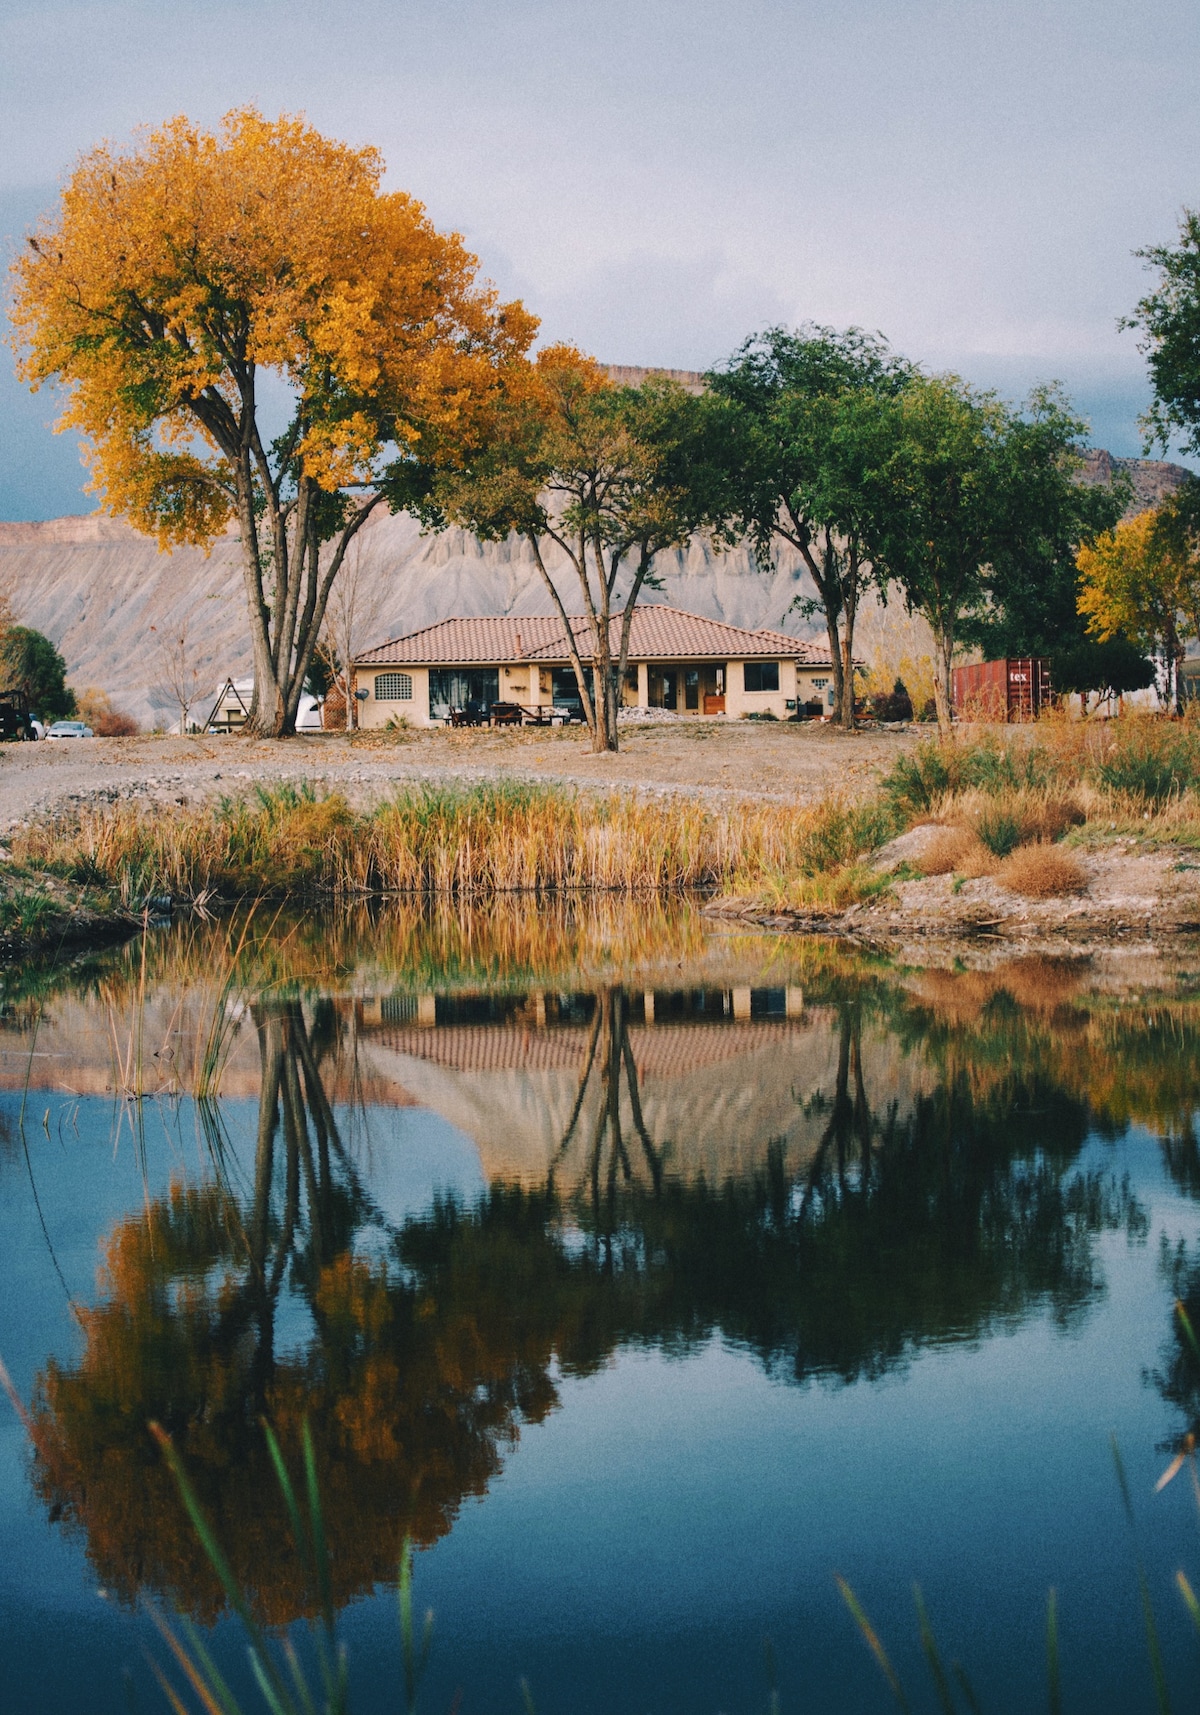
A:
<box><xmin>350</xmin><ymin>605</ymin><xmax>842</xmax><ymax>728</ymax></box>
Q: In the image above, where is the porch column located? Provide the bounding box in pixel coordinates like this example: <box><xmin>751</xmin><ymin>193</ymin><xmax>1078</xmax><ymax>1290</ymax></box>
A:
<box><xmin>637</xmin><ymin>661</ymin><xmax>649</xmax><ymax>707</ymax></box>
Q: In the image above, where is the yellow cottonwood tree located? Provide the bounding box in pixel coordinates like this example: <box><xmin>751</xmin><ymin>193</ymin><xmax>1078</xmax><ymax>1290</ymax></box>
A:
<box><xmin>1077</xmin><ymin>507</ymin><xmax>1200</xmax><ymax>710</ymax></box>
<box><xmin>10</xmin><ymin>110</ymin><xmax>536</xmax><ymax>734</ymax></box>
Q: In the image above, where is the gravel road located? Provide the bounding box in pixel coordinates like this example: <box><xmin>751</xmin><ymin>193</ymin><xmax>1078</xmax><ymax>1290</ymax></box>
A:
<box><xmin>0</xmin><ymin>719</ymin><xmax>921</xmax><ymax>833</ymax></box>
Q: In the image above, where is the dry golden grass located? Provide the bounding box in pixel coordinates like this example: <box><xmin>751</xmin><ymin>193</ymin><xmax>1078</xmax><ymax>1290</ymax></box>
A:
<box><xmin>916</xmin><ymin>826</ymin><xmax>990</xmax><ymax>876</ymax></box>
<box><xmin>15</xmin><ymin>779</ymin><xmax>900</xmax><ymax>902</ymax></box>
<box><xmin>996</xmin><ymin>842</ymin><xmax>1088</xmax><ymax>898</ymax></box>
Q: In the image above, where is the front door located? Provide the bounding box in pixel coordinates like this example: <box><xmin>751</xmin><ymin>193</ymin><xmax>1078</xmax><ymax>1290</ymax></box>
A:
<box><xmin>682</xmin><ymin>665</ymin><xmax>723</xmax><ymax>714</ymax></box>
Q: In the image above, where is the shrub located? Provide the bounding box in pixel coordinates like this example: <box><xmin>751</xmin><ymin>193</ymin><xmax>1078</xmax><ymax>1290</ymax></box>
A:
<box><xmin>76</xmin><ymin>687</ymin><xmax>138</xmax><ymax>736</ymax></box>
<box><xmin>915</xmin><ymin>826</ymin><xmax>987</xmax><ymax>876</ymax></box>
<box><xmin>959</xmin><ymin>740</ymin><xmax>1061</xmax><ymax>795</ymax></box>
<box><xmin>882</xmin><ymin>742</ymin><xmax>958</xmax><ymax>815</ymax></box>
<box><xmin>975</xmin><ymin>805</ymin><xmax>1024</xmax><ymax>857</ymax></box>
<box><xmin>1095</xmin><ymin>735</ymin><xmax>1200</xmax><ymax>806</ymax></box>
<box><xmin>997</xmin><ymin>842</ymin><xmax>1088</xmax><ymax>897</ymax></box>
<box><xmin>871</xmin><ymin>678</ymin><xmax>914</xmax><ymax>722</ymax></box>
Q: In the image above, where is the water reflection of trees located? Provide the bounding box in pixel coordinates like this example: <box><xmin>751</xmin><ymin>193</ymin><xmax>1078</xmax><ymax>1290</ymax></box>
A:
<box><xmin>30</xmin><ymin>978</ymin><xmax>1153</xmax><ymax>1627</ymax></box>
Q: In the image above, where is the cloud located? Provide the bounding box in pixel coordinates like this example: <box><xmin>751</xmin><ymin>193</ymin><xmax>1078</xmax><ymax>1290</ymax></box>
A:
<box><xmin>533</xmin><ymin>250</ymin><xmax>794</xmax><ymax>370</ymax></box>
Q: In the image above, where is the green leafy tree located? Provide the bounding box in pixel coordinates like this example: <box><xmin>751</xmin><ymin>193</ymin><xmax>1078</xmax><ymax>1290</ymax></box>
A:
<box><xmin>1050</xmin><ymin>637</ymin><xmax>1155</xmax><ymax>709</ymax></box>
<box><xmin>959</xmin><ymin>429</ymin><xmax>1129</xmax><ymax>660</ymax></box>
<box><xmin>0</xmin><ymin>626</ymin><xmax>75</xmax><ymax>719</ymax></box>
<box><xmin>1126</xmin><ymin>208</ymin><xmax>1200</xmax><ymax>458</ymax></box>
<box><xmin>707</xmin><ymin>326</ymin><xmax>914</xmax><ymax>730</ymax></box>
<box><xmin>432</xmin><ymin>348</ymin><xmax>726</xmax><ymax>752</ymax></box>
<box><xmin>874</xmin><ymin>380</ymin><xmax>1093</xmax><ymax>736</ymax></box>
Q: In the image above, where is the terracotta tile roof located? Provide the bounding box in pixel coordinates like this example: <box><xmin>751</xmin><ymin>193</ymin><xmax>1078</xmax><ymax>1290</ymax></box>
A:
<box><xmin>354</xmin><ymin>605</ymin><xmax>835</xmax><ymax>666</ymax></box>
<box><xmin>366</xmin><ymin>1019</ymin><xmax>807</xmax><ymax>1077</ymax></box>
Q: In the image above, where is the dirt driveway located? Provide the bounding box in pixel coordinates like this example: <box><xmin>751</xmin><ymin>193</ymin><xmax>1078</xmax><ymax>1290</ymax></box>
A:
<box><xmin>0</xmin><ymin>719</ymin><xmax>922</xmax><ymax>832</ymax></box>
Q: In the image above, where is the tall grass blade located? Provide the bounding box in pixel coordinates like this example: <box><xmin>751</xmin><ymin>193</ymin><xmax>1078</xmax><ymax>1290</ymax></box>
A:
<box><xmin>1046</xmin><ymin>1588</ymin><xmax>1061</xmax><ymax>1715</ymax></box>
<box><xmin>262</xmin><ymin>1420</ymin><xmax>311</xmax><ymax>1575</ymax></box>
<box><xmin>913</xmin><ymin>1585</ymin><xmax>957</xmax><ymax>1715</ymax></box>
<box><xmin>144</xmin><ymin>1613</ymin><xmax>228</xmax><ymax>1715</ymax></box>
<box><xmin>176</xmin><ymin>1618</ymin><xmax>244</xmax><ymax>1715</ymax></box>
<box><xmin>1137</xmin><ymin>1567</ymin><xmax>1173</xmax><ymax>1715</ymax></box>
<box><xmin>763</xmin><ymin>1636</ymin><xmax>780</xmax><ymax>1715</ymax></box>
<box><xmin>150</xmin><ymin>1423</ymin><xmax>293</xmax><ymax>1713</ymax></box>
<box><xmin>151</xmin><ymin>1424</ymin><xmax>258</xmax><ymax>1637</ymax></box>
<box><xmin>1112</xmin><ymin>1434</ymin><xmax>1136</xmax><ymax>1529</ymax></box>
<box><xmin>279</xmin><ymin>1637</ymin><xmax>320</xmax><ymax>1715</ymax></box>
<box><xmin>1176</xmin><ymin>1571</ymin><xmax>1200</xmax><ymax>1637</ymax></box>
<box><xmin>950</xmin><ymin>1663</ymin><xmax>983</xmax><ymax>1715</ymax></box>
<box><xmin>145</xmin><ymin>1653</ymin><xmax>195</xmax><ymax>1715</ymax></box>
<box><xmin>301</xmin><ymin>1420</ymin><xmax>334</xmax><ymax>1639</ymax></box>
<box><xmin>1112</xmin><ymin>1436</ymin><xmax>1173</xmax><ymax>1715</ymax></box>
<box><xmin>248</xmin><ymin>1651</ymin><xmax>293</xmax><ymax>1715</ymax></box>
<box><xmin>835</xmin><ymin>1575</ymin><xmax>911</xmax><ymax>1713</ymax></box>
<box><xmin>399</xmin><ymin>1538</ymin><xmax>433</xmax><ymax>1715</ymax></box>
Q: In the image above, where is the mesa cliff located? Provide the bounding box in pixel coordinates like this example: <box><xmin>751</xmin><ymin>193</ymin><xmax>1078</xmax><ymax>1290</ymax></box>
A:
<box><xmin>0</xmin><ymin>445</ymin><xmax>1189</xmax><ymax>729</ymax></box>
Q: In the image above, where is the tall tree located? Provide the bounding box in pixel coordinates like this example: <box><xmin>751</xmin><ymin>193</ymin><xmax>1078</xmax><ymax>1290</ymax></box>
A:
<box><xmin>1076</xmin><ymin>503</ymin><xmax>1200</xmax><ymax>711</ymax></box>
<box><xmin>1125</xmin><ymin>208</ymin><xmax>1200</xmax><ymax>459</ymax></box>
<box><xmin>706</xmin><ymin>326</ymin><xmax>914</xmax><ymax>730</ymax></box>
<box><xmin>431</xmin><ymin>349</ymin><xmax>722</xmax><ymax>752</ymax></box>
<box><xmin>0</xmin><ymin>626</ymin><xmax>75</xmax><ymax>719</ymax></box>
<box><xmin>873</xmin><ymin>378</ymin><xmax>1094</xmax><ymax>737</ymax></box>
<box><xmin>958</xmin><ymin>412</ymin><xmax>1130</xmax><ymax>660</ymax></box>
<box><xmin>10</xmin><ymin>109</ymin><xmax>535</xmax><ymax>735</ymax></box>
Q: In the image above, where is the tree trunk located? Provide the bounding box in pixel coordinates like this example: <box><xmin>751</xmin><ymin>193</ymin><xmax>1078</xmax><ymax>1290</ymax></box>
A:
<box><xmin>235</xmin><ymin>486</ymin><xmax>287</xmax><ymax>739</ymax></box>
<box><xmin>932</xmin><ymin>622</ymin><xmax>955</xmax><ymax>740</ymax></box>
<box><xmin>587</xmin><ymin>524</ymin><xmax>617</xmax><ymax>754</ymax></box>
<box><xmin>838</xmin><ymin>568</ymin><xmax>860</xmax><ymax>731</ymax></box>
<box><xmin>823</xmin><ymin>606</ymin><xmax>845</xmax><ymax>726</ymax></box>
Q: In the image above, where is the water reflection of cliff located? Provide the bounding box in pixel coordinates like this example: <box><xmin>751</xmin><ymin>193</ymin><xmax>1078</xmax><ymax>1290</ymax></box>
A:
<box><xmin>29</xmin><ymin>951</ymin><xmax>1159</xmax><ymax>1629</ymax></box>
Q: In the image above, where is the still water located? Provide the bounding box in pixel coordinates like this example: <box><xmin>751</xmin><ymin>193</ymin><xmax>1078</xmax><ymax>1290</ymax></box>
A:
<box><xmin>3</xmin><ymin>901</ymin><xmax>1200</xmax><ymax>1712</ymax></box>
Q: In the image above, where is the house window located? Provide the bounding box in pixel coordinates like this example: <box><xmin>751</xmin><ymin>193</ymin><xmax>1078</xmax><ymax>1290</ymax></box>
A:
<box><xmin>552</xmin><ymin>666</ymin><xmax>584</xmax><ymax>708</ymax></box>
<box><xmin>743</xmin><ymin>661</ymin><xmax>779</xmax><ymax>693</ymax></box>
<box><xmin>429</xmin><ymin>668</ymin><xmax>499</xmax><ymax>721</ymax></box>
<box><xmin>375</xmin><ymin>672</ymin><xmax>413</xmax><ymax>701</ymax></box>
<box><xmin>812</xmin><ymin>678</ymin><xmax>828</xmax><ymax>689</ymax></box>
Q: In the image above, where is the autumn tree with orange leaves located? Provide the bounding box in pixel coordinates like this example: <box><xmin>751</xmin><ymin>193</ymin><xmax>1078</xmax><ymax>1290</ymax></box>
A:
<box><xmin>9</xmin><ymin>110</ymin><xmax>536</xmax><ymax>735</ymax></box>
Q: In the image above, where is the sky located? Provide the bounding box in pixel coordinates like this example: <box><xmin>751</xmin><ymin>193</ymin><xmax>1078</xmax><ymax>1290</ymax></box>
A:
<box><xmin>2</xmin><ymin>0</ymin><xmax>1199</xmax><ymax>519</ymax></box>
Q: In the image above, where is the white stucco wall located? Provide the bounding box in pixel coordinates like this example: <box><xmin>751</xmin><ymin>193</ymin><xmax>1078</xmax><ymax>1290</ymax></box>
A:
<box><xmin>355</xmin><ymin>665</ymin><xmax>431</xmax><ymax>727</ymax></box>
<box><xmin>724</xmin><ymin>659</ymin><xmax>800</xmax><ymax>720</ymax></box>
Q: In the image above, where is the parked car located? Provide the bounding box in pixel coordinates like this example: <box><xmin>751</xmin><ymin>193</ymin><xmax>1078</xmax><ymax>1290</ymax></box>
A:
<box><xmin>29</xmin><ymin>718</ymin><xmax>44</xmax><ymax>740</ymax></box>
<box><xmin>45</xmin><ymin>720</ymin><xmax>94</xmax><ymax>739</ymax></box>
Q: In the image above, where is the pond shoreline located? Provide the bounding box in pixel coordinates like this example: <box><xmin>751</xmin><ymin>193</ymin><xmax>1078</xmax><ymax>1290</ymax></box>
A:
<box><xmin>709</xmin><ymin>833</ymin><xmax>1200</xmax><ymax>959</ymax></box>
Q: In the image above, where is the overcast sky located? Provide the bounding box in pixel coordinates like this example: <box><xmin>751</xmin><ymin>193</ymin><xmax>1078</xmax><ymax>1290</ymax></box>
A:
<box><xmin>3</xmin><ymin>0</ymin><xmax>1199</xmax><ymax>518</ymax></box>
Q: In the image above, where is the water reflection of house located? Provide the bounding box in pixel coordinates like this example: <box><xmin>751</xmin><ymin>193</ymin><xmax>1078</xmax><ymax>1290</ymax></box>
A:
<box><xmin>0</xmin><ymin>982</ymin><xmax>933</xmax><ymax>1189</ymax></box>
<box><xmin>357</xmin><ymin>986</ymin><xmax>931</xmax><ymax>1186</ymax></box>
<box><xmin>351</xmin><ymin>607</ymin><xmax>840</xmax><ymax>726</ymax></box>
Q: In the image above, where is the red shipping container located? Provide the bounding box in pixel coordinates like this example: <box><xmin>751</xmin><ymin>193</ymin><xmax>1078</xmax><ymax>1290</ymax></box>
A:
<box><xmin>951</xmin><ymin>658</ymin><xmax>1052</xmax><ymax>722</ymax></box>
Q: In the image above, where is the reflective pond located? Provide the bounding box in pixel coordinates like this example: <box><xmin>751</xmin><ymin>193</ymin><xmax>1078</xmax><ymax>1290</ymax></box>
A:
<box><xmin>4</xmin><ymin>902</ymin><xmax>1200</xmax><ymax>1712</ymax></box>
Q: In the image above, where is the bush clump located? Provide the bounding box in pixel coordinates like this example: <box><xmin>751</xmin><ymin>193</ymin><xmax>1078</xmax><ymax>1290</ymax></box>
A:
<box><xmin>997</xmin><ymin>843</ymin><xmax>1088</xmax><ymax>898</ymax></box>
<box><xmin>1094</xmin><ymin>732</ymin><xmax>1200</xmax><ymax>806</ymax></box>
<box><xmin>871</xmin><ymin>679</ymin><xmax>914</xmax><ymax>722</ymax></box>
